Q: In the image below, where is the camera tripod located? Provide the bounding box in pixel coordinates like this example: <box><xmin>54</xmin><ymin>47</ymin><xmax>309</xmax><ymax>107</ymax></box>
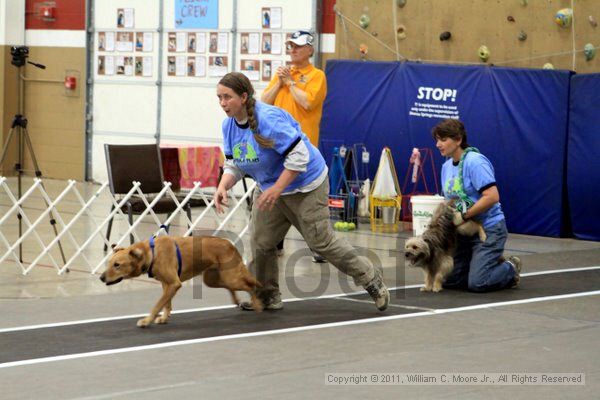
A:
<box><xmin>0</xmin><ymin>47</ymin><xmax>66</xmax><ymax>266</ymax></box>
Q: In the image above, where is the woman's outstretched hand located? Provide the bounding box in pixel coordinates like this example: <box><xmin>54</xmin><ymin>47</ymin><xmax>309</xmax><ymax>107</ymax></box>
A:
<box><xmin>214</xmin><ymin>186</ymin><xmax>229</xmax><ymax>213</ymax></box>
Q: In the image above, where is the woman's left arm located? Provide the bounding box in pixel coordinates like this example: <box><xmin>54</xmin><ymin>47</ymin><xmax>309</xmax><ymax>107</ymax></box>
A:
<box><xmin>463</xmin><ymin>185</ymin><xmax>499</xmax><ymax>219</ymax></box>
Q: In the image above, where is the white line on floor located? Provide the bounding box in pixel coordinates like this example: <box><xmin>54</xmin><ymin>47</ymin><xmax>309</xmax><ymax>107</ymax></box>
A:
<box><xmin>520</xmin><ymin>265</ymin><xmax>600</xmax><ymax>277</ymax></box>
<box><xmin>1</xmin><ymin>289</ymin><xmax>598</xmax><ymax>370</ymax></box>
<box><xmin>0</xmin><ymin>265</ymin><xmax>598</xmax><ymax>334</ymax></box>
<box><xmin>335</xmin><ymin>296</ymin><xmax>435</xmax><ymax>311</ymax></box>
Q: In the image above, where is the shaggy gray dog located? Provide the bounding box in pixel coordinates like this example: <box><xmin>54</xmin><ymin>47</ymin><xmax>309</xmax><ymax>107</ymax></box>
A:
<box><xmin>404</xmin><ymin>200</ymin><xmax>486</xmax><ymax>292</ymax></box>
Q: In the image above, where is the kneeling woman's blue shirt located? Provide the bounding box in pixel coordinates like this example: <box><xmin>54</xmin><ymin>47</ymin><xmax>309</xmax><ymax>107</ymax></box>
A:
<box><xmin>441</xmin><ymin>152</ymin><xmax>505</xmax><ymax>229</ymax></box>
<box><xmin>222</xmin><ymin>101</ymin><xmax>326</xmax><ymax>193</ymax></box>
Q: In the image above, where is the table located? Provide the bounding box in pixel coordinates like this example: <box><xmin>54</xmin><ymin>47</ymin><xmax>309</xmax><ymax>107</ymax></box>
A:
<box><xmin>160</xmin><ymin>144</ymin><xmax>224</xmax><ymax>190</ymax></box>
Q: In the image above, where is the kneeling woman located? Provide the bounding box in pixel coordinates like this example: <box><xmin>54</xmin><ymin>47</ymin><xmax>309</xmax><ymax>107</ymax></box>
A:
<box><xmin>215</xmin><ymin>72</ymin><xmax>389</xmax><ymax>311</ymax></box>
<box><xmin>432</xmin><ymin>118</ymin><xmax>522</xmax><ymax>292</ymax></box>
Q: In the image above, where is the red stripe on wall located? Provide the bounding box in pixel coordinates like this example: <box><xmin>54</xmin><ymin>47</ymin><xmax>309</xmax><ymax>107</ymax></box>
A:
<box><xmin>26</xmin><ymin>0</ymin><xmax>85</xmax><ymax>30</ymax></box>
<box><xmin>322</xmin><ymin>0</ymin><xmax>336</xmax><ymax>34</ymax></box>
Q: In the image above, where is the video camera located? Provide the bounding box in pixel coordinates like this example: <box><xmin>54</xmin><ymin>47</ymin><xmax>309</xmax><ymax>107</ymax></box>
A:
<box><xmin>11</xmin><ymin>46</ymin><xmax>30</xmax><ymax>67</ymax></box>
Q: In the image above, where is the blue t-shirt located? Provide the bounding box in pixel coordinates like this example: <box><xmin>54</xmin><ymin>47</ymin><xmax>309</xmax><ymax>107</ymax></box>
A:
<box><xmin>441</xmin><ymin>151</ymin><xmax>504</xmax><ymax>228</ymax></box>
<box><xmin>222</xmin><ymin>101</ymin><xmax>326</xmax><ymax>193</ymax></box>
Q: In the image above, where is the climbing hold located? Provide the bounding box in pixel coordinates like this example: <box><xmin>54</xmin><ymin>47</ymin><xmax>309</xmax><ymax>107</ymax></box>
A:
<box><xmin>359</xmin><ymin>14</ymin><xmax>370</xmax><ymax>29</ymax></box>
<box><xmin>439</xmin><ymin>31</ymin><xmax>452</xmax><ymax>41</ymax></box>
<box><xmin>507</xmin><ymin>16</ymin><xmax>515</xmax><ymax>22</ymax></box>
<box><xmin>397</xmin><ymin>24</ymin><xmax>407</xmax><ymax>40</ymax></box>
<box><xmin>518</xmin><ymin>30</ymin><xmax>527</xmax><ymax>41</ymax></box>
<box><xmin>397</xmin><ymin>0</ymin><xmax>407</xmax><ymax>8</ymax></box>
<box><xmin>590</xmin><ymin>16</ymin><xmax>598</xmax><ymax>28</ymax></box>
<box><xmin>543</xmin><ymin>63</ymin><xmax>555</xmax><ymax>70</ymax></box>
<box><xmin>359</xmin><ymin>44</ymin><xmax>368</xmax><ymax>60</ymax></box>
<box><xmin>584</xmin><ymin>43</ymin><xmax>596</xmax><ymax>61</ymax></box>
<box><xmin>555</xmin><ymin>8</ymin><xmax>573</xmax><ymax>28</ymax></box>
<box><xmin>372</xmin><ymin>31</ymin><xmax>378</xmax><ymax>37</ymax></box>
<box><xmin>478</xmin><ymin>45</ymin><xmax>490</xmax><ymax>62</ymax></box>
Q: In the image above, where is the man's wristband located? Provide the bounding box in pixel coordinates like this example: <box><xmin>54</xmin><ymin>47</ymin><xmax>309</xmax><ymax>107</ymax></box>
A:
<box><xmin>288</xmin><ymin>80</ymin><xmax>296</xmax><ymax>88</ymax></box>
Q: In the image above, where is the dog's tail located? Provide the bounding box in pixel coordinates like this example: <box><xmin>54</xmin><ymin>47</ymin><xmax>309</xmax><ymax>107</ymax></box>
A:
<box><xmin>244</xmin><ymin>273</ymin><xmax>262</xmax><ymax>288</ymax></box>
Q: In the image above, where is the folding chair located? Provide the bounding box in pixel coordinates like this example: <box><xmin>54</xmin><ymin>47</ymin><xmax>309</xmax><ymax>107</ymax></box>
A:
<box><xmin>103</xmin><ymin>143</ymin><xmax>192</xmax><ymax>250</ymax></box>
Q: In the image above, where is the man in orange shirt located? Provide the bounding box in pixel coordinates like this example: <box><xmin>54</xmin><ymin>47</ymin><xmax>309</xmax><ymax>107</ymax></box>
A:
<box><xmin>261</xmin><ymin>30</ymin><xmax>328</xmax><ymax>261</ymax></box>
<box><xmin>261</xmin><ymin>31</ymin><xmax>327</xmax><ymax>147</ymax></box>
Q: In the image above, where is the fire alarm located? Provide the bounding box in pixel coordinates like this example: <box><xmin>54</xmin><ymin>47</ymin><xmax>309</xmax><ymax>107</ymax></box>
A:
<box><xmin>39</xmin><ymin>5</ymin><xmax>56</xmax><ymax>21</ymax></box>
<box><xmin>64</xmin><ymin>76</ymin><xmax>77</xmax><ymax>90</ymax></box>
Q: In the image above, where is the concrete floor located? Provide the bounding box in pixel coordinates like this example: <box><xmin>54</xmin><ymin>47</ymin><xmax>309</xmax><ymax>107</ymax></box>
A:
<box><xmin>0</xmin><ymin>177</ymin><xmax>599</xmax><ymax>399</ymax></box>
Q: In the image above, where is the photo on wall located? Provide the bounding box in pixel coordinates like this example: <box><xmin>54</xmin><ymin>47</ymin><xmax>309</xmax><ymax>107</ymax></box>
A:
<box><xmin>167</xmin><ymin>56</ymin><xmax>176</xmax><ymax>76</ymax></box>
<box><xmin>240</xmin><ymin>33</ymin><xmax>249</xmax><ymax>54</ymax></box>
<box><xmin>188</xmin><ymin>34</ymin><xmax>196</xmax><ymax>52</ymax></box>
<box><xmin>98</xmin><ymin>56</ymin><xmax>105</xmax><ymax>75</ymax></box>
<box><xmin>116</xmin><ymin>32</ymin><xmax>133</xmax><ymax>52</ymax></box>
<box><xmin>168</xmin><ymin>32</ymin><xmax>177</xmax><ymax>52</ymax></box>
<box><xmin>117</xmin><ymin>8</ymin><xmax>134</xmax><ymax>28</ymax></box>
<box><xmin>262</xmin><ymin>60</ymin><xmax>271</xmax><ymax>81</ymax></box>
<box><xmin>241</xmin><ymin>59</ymin><xmax>260</xmax><ymax>81</ymax></box>
<box><xmin>117</xmin><ymin>8</ymin><xmax>125</xmax><ymax>28</ymax></box>
<box><xmin>209</xmin><ymin>55</ymin><xmax>228</xmax><ymax>77</ymax></box>
<box><xmin>98</xmin><ymin>32</ymin><xmax>106</xmax><ymax>51</ymax></box>
<box><xmin>135</xmin><ymin>57</ymin><xmax>143</xmax><ymax>76</ymax></box>
<box><xmin>124</xmin><ymin>57</ymin><xmax>134</xmax><ymax>76</ymax></box>
<box><xmin>135</xmin><ymin>32</ymin><xmax>153</xmax><ymax>52</ymax></box>
<box><xmin>262</xmin><ymin>33</ymin><xmax>272</xmax><ymax>54</ymax></box>
<box><xmin>116</xmin><ymin>56</ymin><xmax>125</xmax><ymax>75</ymax></box>
<box><xmin>187</xmin><ymin>57</ymin><xmax>196</xmax><ymax>76</ymax></box>
<box><xmin>135</xmin><ymin>32</ymin><xmax>143</xmax><ymax>51</ymax></box>
<box><xmin>261</xmin><ymin>7</ymin><xmax>271</xmax><ymax>29</ymax></box>
<box><xmin>209</xmin><ymin>32</ymin><xmax>218</xmax><ymax>53</ymax></box>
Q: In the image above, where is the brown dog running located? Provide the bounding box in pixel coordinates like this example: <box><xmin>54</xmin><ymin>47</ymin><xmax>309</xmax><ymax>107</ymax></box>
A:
<box><xmin>100</xmin><ymin>235</ymin><xmax>263</xmax><ymax>327</ymax></box>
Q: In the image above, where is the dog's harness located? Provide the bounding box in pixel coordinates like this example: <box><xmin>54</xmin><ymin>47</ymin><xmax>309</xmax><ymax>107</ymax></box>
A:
<box><xmin>147</xmin><ymin>236</ymin><xmax>183</xmax><ymax>279</ymax></box>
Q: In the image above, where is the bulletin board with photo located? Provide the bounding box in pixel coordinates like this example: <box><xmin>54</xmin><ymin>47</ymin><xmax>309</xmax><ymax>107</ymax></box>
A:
<box><xmin>163</xmin><ymin>30</ymin><xmax>232</xmax><ymax>81</ymax></box>
<box><xmin>95</xmin><ymin>7</ymin><xmax>157</xmax><ymax>80</ymax></box>
<box><xmin>236</xmin><ymin>2</ymin><xmax>314</xmax><ymax>86</ymax></box>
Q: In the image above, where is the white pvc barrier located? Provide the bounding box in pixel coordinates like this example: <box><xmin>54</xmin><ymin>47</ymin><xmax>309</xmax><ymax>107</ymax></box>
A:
<box><xmin>0</xmin><ymin>177</ymin><xmax>255</xmax><ymax>275</ymax></box>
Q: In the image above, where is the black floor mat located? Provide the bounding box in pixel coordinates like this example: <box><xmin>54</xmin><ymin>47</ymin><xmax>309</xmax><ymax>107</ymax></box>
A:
<box><xmin>1</xmin><ymin>269</ymin><xmax>598</xmax><ymax>365</ymax></box>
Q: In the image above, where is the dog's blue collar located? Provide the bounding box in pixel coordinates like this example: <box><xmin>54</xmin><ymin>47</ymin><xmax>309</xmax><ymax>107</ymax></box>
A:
<box><xmin>147</xmin><ymin>236</ymin><xmax>183</xmax><ymax>279</ymax></box>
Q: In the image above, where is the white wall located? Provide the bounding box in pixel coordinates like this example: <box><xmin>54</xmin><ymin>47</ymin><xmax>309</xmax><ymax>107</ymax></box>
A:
<box><xmin>91</xmin><ymin>0</ymin><xmax>315</xmax><ymax>183</ymax></box>
<box><xmin>0</xmin><ymin>0</ymin><xmax>25</xmax><ymax>46</ymax></box>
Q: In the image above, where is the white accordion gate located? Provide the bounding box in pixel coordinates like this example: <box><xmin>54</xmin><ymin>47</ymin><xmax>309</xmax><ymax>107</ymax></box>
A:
<box><xmin>0</xmin><ymin>177</ymin><xmax>255</xmax><ymax>275</ymax></box>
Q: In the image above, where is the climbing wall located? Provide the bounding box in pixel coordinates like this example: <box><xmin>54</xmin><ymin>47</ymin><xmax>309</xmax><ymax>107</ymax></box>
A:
<box><xmin>333</xmin><ymin>0</ymin><xmax>599</xmax><ymax>72</ymax></box>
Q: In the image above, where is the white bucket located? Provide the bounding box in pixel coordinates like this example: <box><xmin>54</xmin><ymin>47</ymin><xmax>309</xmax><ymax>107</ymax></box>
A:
<box><xmin>410</xmin><ymin>195</ymin><xmax>445</xmax><ymax>236</ymax></box>
<box><xmin>381</xmin><ymin>206</ymin><xmax>396</xmax><ymax>224</ymax></box>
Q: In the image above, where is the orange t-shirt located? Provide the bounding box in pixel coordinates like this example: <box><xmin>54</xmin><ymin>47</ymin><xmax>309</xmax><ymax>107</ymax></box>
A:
<box><xmin>264</xmin><ymin>64</ymin><xmax>327</xmax><ymax>146</ymax></box>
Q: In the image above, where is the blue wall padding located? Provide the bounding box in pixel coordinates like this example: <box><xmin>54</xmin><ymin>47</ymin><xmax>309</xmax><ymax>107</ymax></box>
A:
<box><xmin>567</xmin><ymin>73</ymin><xmax>600</xmax><ymax>241</ymax></box>
<box><xmin>321</xmin><ymin>60</ymin><xmax>572</xmax><ymax>237</ymax></box>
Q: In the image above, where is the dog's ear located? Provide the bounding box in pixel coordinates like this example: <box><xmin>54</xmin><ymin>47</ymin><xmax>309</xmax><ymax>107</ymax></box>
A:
<box><xmin>129</xmin><ymin>248</ymin><xmax>144</xmax><ymax>260</ymax></box>
<box><xmin>111</xmin><ymin>244</ymin><xmax>125</xmax><ymax>253</ymax></box>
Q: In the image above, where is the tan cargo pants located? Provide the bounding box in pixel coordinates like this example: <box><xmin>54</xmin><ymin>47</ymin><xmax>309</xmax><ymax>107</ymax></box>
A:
<box><xmin>250</xmin><ymin>179</ymin><xmax>376</xmax><ymax>297</ymax></box>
